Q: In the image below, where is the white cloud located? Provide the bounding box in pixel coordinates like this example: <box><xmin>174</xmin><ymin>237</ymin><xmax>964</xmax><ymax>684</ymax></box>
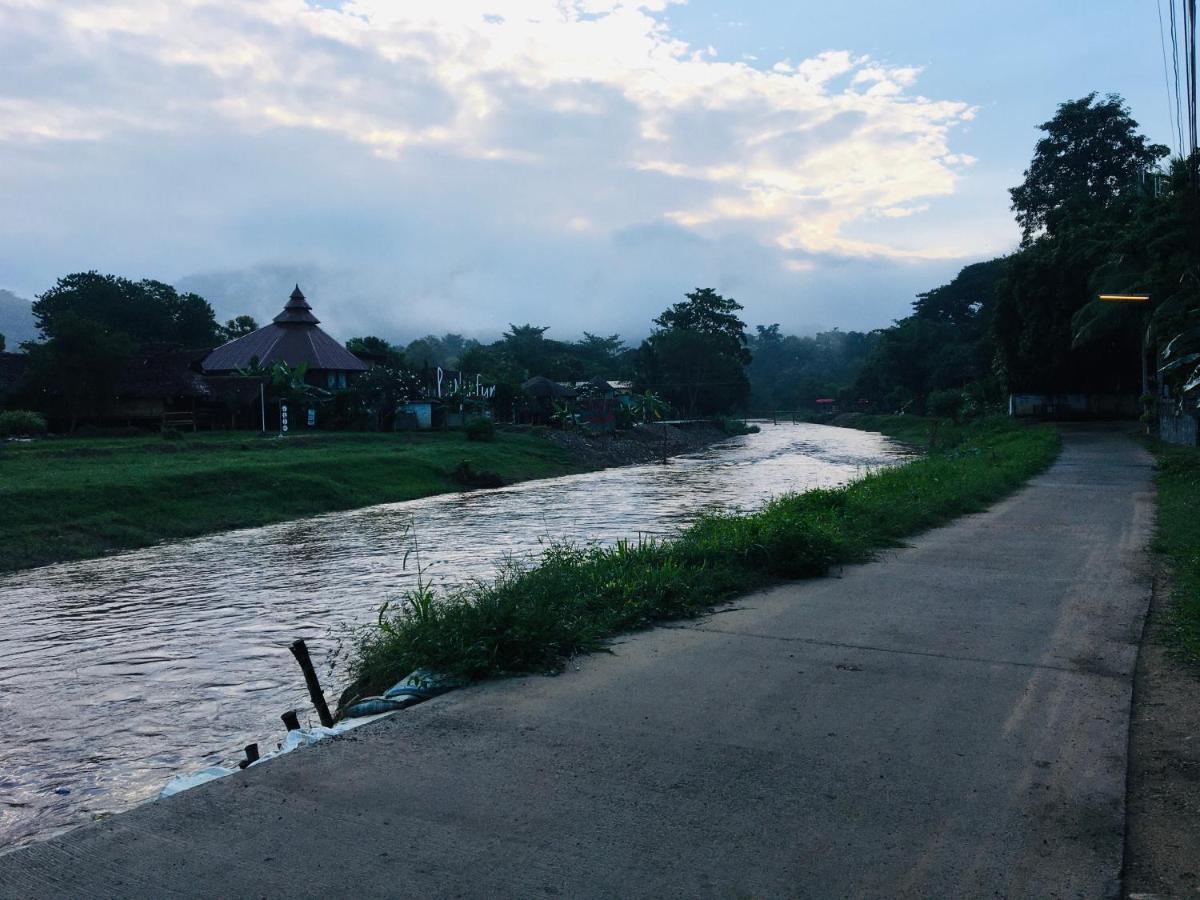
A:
<box><xmin>0</xmin><ymin>0</ymin><xmax>991</xmax><ymax>337</ymax></box>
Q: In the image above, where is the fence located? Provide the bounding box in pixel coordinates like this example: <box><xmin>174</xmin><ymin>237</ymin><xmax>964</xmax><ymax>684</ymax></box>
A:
<box><xmin>1160</xmin><ymin>411</ymin><xmax>1199</xmax><ymax>447</ymax></box>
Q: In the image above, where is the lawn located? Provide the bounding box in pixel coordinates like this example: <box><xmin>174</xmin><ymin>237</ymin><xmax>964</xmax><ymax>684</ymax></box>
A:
<box><xmin>0</xmin><ymin>430</ymin><xmax>584</xmax><ymax>573</ymax></box>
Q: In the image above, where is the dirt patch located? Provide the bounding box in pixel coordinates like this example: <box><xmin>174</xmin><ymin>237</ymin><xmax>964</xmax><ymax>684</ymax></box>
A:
<box><xmin>1123</xmin><ymin>562</ymin><xmax>1200</xmax><ymax>897</ymax></box>
<box><xmin>542</xmin><ymin>422</ymin><xmax>731</xmax><ymax>467</ymax></box>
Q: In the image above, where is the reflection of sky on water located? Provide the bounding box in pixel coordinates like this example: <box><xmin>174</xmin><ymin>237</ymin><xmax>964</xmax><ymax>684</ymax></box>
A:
<box><xmin>0</xmin><ymin>423</ymin><xmax>910</xmax><ymax>849</ymax></box>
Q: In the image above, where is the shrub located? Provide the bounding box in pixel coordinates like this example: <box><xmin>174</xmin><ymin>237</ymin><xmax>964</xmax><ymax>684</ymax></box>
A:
<box><xmin>0</xmin><ymin>410</ymin><xmax>48</xmax><ymax>437</ymax></box>
<box><xmin>926</xmin><ymin>389</ymin><xmax>966</xmax><ymax>423</ymax></box>
<box><xmin>716</xmin><ymin>417</ymin><xmax>760</xmax><ymax>436</ymax></box>
<box><xmin>465</xmin><ymin>416</ymin><xmax>496</xmax><ymax>442</ymax></box>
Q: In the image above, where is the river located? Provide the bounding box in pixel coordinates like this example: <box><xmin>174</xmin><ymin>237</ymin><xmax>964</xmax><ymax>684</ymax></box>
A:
<box><xmin>0</xmin><ymin>422</ymin><xmax>911</xmax><ymax>849</ymax></box>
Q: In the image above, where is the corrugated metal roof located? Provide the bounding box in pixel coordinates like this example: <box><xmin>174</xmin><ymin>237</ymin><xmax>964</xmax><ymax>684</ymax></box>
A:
<box><xmin>201</xmin><ymin>287</ymin><xmax>367</xmax><ymax>373</ymax></box>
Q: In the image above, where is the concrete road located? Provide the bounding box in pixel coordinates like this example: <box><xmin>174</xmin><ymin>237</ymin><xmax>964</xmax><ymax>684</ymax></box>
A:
<box><xmin>0</xmin><ymin>427</ymin><xmax>1155</xmax><ymax>899</ymax></box>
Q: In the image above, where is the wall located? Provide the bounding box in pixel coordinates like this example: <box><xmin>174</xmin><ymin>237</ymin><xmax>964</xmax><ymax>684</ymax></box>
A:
<box><xmin>1160</xmin><ymin>412</ymin><xmax>1198</xmax><ymax>447</ymax></box>
<box><xmin>1009</xmin><ymin>393</ymin><xmax>1138</xmax><ymax>419</ymax></box>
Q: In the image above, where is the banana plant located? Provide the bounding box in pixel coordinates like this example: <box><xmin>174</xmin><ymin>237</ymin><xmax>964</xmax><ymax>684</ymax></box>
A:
<box><xmin>1154</xmin><ymin>277</ymin><xmax>1200</xmax><ymax>409</ymax></box>
<box><xmin>631</xmin><ymin>390</ymin><xmax>667</xmax><ymax>424</ymax></box>
<box><xmin>549</xmin><ymin>399</ymin><xmax>577</xmax><ymax>430</ymax></box>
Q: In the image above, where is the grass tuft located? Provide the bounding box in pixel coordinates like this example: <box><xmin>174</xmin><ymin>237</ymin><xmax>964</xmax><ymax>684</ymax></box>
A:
<box><xmin>1151</xmin><ymin>443</ymin><xmax>1200</xmax><ymax>665</ymax></box>
<box><xmin>346</xmin><ymin>416</ymin><xmax>1060</xmax><ymax>703</ymax></box>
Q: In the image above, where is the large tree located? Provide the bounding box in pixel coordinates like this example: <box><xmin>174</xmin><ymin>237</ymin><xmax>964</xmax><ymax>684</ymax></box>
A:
<box><xmin>22</xmin><ymin>312</ymin><xmax>134</xmax><ymax>430</ymax></box>
<box><xmin>995</xmin><ymin>95</ymin><xmax>1172</xmax><ymax>394</ymax></box>
<box><xmin>1009</xmin><ymin>93</ymin><xmax>1169</xmax><ymax>243</ymax></box>
<box><xmin>33</xmin><ymin>272</ymin><xmax>220</xmax><ymax>346</ymax></box>
<box><xmin>639</xmin><ymin>288</ymin><xmax>751</xmax><ymax>416</ymax></box>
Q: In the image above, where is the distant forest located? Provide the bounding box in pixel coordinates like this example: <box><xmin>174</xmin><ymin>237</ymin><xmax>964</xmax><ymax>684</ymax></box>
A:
<box><xmin>4</xmin><ymin>94</ymin><xmax>1196</xmax><ymax>429</ymax></box>
<box><xmin>314</xmin><ymin>93</ymin><xmax>1200</xmax><ymax>420</ymax></box>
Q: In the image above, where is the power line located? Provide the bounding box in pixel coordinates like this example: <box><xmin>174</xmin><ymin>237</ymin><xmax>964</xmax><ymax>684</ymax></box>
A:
<box><xmin>1159</xmin><ymin>0</ymin><xmax>1181</xmax><ymax>155</ymax></box>
<box><xmin>1187</xmin><ymin>0</ymin><xmax>1199</xmax><ymax>159</ymax></box>
<box><xmin>1170</xmin><ymin>0</ymin><xmax>1186</xmax><ymax>155</ymax></box>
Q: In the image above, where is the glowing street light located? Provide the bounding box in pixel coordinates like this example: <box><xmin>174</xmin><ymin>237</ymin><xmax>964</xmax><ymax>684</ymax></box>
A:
<box><xmin>1098</xmin><ymin>293</ymin><xmax>1152</xmax><ymax>397</ymax></box>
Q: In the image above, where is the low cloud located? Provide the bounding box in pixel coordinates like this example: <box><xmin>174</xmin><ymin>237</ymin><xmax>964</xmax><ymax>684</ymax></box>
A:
<box><xmin>0</xmin><ymin>0</ymin><xmax>995</xmax><ymax>340</ymax></box>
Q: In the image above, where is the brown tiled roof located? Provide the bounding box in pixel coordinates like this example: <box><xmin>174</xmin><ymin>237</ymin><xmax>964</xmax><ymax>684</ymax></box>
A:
<box><xmin>117</xmin><ymin>346</ymin><xmax>216</xmax><ymax>401</ymax></box>
<box><xmin>202</xmin><ymin>286</ymin><xmax>367</xmax><ymax>373</ymax></box>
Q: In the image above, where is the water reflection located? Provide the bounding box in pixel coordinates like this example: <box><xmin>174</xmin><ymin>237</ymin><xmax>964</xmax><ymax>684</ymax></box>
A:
<box><xmin>0</xmin><ymin>422</ymin><xmax>909</xmax><ymax>849</ymax></box>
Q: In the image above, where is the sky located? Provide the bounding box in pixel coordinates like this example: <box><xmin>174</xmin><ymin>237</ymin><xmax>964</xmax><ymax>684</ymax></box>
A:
<box><xmin>0</xmin><ymin>0</ymin><xmax>1180</xmax><ymax>344</ymax></box>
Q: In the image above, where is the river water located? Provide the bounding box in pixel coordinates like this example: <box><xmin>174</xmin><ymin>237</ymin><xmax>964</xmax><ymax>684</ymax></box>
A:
<box><xmin>0</xmin><ymin>423</ymin><xmax>911</xmax><ymax>849</ymax></box>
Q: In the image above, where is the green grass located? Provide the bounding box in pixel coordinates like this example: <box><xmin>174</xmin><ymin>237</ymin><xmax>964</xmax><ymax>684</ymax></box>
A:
<box><xmin>346</xmin><ymin>416</ymin><xmax>1060</xmax><ymax>703</ymax></box>
<box><xmin>0</xmin><ymin>430</ymin><xmax>584</xmax><ymax>573</ymax></box>
<box><xmin>1151</xmin><ymin>442</ymin><xmax>1200</xmax><ymax>665</ymax></box>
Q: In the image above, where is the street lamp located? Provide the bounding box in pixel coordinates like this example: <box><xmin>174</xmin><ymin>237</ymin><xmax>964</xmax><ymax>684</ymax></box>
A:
<box><xmin>1098</xmin><ymin>292</ymin><xmax>1151</xmax><ymax>406</ymax></box>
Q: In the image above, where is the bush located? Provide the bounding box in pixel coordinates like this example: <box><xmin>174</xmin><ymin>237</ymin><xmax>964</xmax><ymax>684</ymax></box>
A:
<box><xmin>926</xmin><ymin>389</ymin><xmax>966</xmax><ymax>423</ymax></box>
<box><xmin>716</xmin><ymin>417</ymin><xmax>760</xmax><ymax>436</ymax></box>
<box><xmin>0</xmin><ymin>410</ymin><xmax>48</xmax><ymax>437</ymax></box>
<box><xmin>465</xmin><ymin>416</ymin><xmax>496</xmax><ymax>442</ymax></box>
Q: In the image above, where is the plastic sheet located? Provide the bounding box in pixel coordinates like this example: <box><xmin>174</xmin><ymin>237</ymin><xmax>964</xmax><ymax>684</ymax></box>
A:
<box><xmin>382</xmin><ymin>668</ymin><xmax>466</xmax><ymax>701</ymax></box>
<box><xmin>157</xmin><ymin>711</ymin><xmax>394</xmax><ymax>799</ymax></box>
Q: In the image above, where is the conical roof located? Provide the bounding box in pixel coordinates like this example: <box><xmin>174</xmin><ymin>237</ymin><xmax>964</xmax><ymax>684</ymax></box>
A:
<box><xmin>273</xmin><ymin>284</ymin><xmax>320</xmax><ymax>325</ymax></box>
<box><xmin>202</xmin><ymin>286</ymin><xmax>367</xmax><ymax>373</ymax></box>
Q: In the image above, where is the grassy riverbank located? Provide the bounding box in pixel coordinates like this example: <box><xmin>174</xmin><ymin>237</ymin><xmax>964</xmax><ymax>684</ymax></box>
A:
<box><xmin>1151</xmin><ymin>442</ymin><xmax>1200</xmax><ymax>664</ymax></box>
<box><xmin>347</xmin><ymin>416</ymin><xmax>1060</xmax><ymax>701</ymax></box>
<box><xmin>0</xmin><ymin>431</ymin><xmax>584</xmax><ymax>573</ymax></box>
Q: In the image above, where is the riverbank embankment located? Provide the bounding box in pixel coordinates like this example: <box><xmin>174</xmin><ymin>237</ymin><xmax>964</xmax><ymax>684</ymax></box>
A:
<box><xmin>0</xmin><ymin>424</ymin><xmax>740</xmax><ymax>574</ymax></box>
<box><xmin>543</xmin><ymin>420</ymin><xmax>734</xmax><ymax>466</ymax></box>
<box><xmin>0</xmin><ymin>425</ymin><xmax>1154</xmax><ymax>898</ymax></box>
<box><xmin>345</xmin><ymin>416</ymin><xmax>1059</xmax><ymax>701</ymax></box>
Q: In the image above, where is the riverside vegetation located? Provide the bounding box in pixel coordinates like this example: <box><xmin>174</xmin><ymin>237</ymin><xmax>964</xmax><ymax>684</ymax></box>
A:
<box><xmin>346</xmin><ymin>416</ymin><xmax>1060</xmax><ymax>702</ymax></box>
<box><xmin>0</xmin><ymin>430</ymin><xmax>583</xmax><ymax>573</ymax></box>
<box><xmin>1152</xmin><ymin>442</ymin><xmax>1200</xmax><ymax>665</ymax></box>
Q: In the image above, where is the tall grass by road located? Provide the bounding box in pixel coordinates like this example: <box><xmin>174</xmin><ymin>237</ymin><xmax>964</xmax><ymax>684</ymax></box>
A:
<box><xmin>1152</xmin><ymin>443</ymin><xmax>1200</xmax><ymax>665</ymax></box>
<box><xmin>347</xmin><ymin>416</ymin><xmax>1060</xmax><ymax>702</ymax></box>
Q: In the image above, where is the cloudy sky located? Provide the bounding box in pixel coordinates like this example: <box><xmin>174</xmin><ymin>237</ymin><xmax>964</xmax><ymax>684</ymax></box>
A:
<box><xmin>0</xmin><ymin>0</ymin><xmax>1176</xmax><ymax>342</ymax></box>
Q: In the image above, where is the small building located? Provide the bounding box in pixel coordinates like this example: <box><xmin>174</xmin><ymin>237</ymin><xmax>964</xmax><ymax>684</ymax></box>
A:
<box><xmin>201</xmin><ymin>286</ymin><xmax>367</xmax><ymax>389</ymax></box>
<box><xmin>399</xmin><ymin>400</ymin><xmax>434</xmax><ymax>430</ymax></box>
<box><xmin>519</xmin><ymin>375</ymin><xmax>575</xmax><ymax>425</ymax></box>
<box><xmin>111</xmin><ymin>345</ymin><xmax>219</xmax><ymax>429</ymax></box>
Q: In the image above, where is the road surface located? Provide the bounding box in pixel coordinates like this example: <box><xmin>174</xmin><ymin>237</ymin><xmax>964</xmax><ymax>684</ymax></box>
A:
<box><xmin>0</xmin><ymin>426</ymin><xmax>1155</xmax><ymax>898</ymax></box>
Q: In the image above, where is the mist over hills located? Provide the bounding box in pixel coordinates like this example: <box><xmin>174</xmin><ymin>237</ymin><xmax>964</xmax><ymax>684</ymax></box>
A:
<box><xmin>0</xmin><ymin>290</ymin><xmax>36</xmax><ymax>345</ymax></box>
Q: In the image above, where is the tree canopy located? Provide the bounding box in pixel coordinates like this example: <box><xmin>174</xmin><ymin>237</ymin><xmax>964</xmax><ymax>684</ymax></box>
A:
<box><xmin>1009</xmin><ymin>93</ymin><xmax>1169</xmax><ymax>243</ymax></box>
<box><xmin>33</xmin><ymin>272</ymin><xmax>221</xmax><ymax>347</ymax></box>
<box><xmin>852</xmin><ymin>92</ymin><xmax>1194</xmax><ymax>411</ymax></box>
<box><xmin>639</xmin><ymin>288</ymin><xmax>751</xmax><ymax>416</ymax></box>
<box><xmin>216</xmin><ymin>315</ymin><xmax>259</xmax><ymax>344</ymax></box>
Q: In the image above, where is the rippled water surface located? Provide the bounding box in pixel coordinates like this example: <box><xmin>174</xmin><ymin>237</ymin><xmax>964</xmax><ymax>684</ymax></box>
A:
<box><xmin>0</xmin><ymin>423</ymin><xmax>910</xmax><ymax>848</ymax></box>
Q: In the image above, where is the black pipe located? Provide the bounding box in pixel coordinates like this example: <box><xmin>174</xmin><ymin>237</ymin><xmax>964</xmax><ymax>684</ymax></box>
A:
<box><xmin>288</xmin><ymin>639</ymin><xmax>334</xmax><ymax>728</ymax></box>
<box><xmin>239</xmin><ymin>743</ymin><xmax>260</xmax><ymax>770</ymax></box>
<box><xmin>281</xmin><ymin>709</ymin><xmax>301</xmax><ymax>732</ymax></box>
